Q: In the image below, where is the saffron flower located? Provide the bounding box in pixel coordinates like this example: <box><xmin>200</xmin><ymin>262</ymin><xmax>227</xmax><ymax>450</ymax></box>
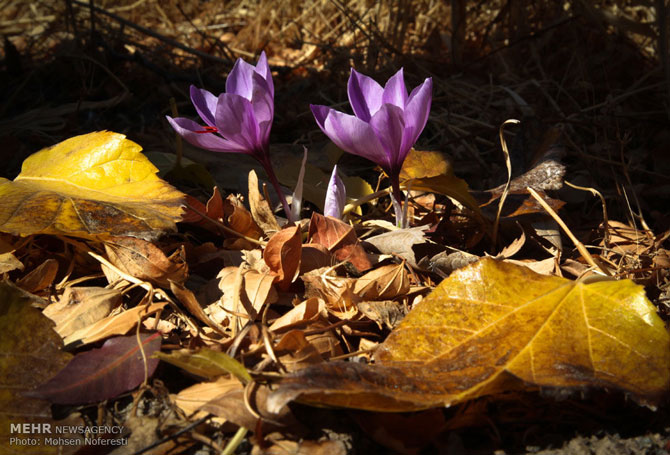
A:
<box><xmin>166</xmin><ymin>51</ymin><xmax>291</xmax><ymax>219</ymax></box>
<box><xmin>324</xmin><ymin>165</ymin><xmax>346</xmax><ymax>219</ymax></box>
<box><xmin>311</xmin><ymin>68</ymin><xmax>432</xmax><ymax>227</ymax></box>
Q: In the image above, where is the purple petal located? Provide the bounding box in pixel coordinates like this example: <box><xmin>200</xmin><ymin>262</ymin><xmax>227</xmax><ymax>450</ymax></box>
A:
<box><xmin>404</xmin><ymin>77</ymin><xmax>433</xmax><ymax>145</ymax></box>
<box><xmin>347</xmin><ymin>69</ymin><xmax>383</xmax><ymax>121</ymax></box>
<box><xmin>369</xmin><ymin>104</ymin><xmax>407</xmax><ymax>174</ymax></box>
<box><xmin>382</xmin><ymin>68</ymin><xmax>408</xmax><ymax>108</ymax></box>
<box><xmin>250</xmin><ymin>71</ymin><xmax>274</xmax><ymax>144</ymax></box>
<box><xmin>255</xmin><ymin>51</ymin><xmax>274</xmax><ymax>97</ymax></box>
<box><xmin>311</xmin><ymin>104</ymin><xmax>390</xmax><ymax>170</ymax></box>
<box><xmin>324</xmin><ymin>165</ymin><xmax>346</xmax><ymax>218</ymax></box>
<box><xmin>215</xmin><ymin>93</ymin><xmax>264</xmax><ymax>154</ymax></box>
<box><xmin>226</xmin><ymin>58</ymin><xmax>255</xmax><ymax>100</ymax></box>
<box><xmin>189</xmin><ymin>86</ymin><xmax>218</xmax><ymax>126</ymax></box>
<box><xmin>166</xmin><ymin>116</ymin><xmax>250</xmax><ymax>153</ymax></box>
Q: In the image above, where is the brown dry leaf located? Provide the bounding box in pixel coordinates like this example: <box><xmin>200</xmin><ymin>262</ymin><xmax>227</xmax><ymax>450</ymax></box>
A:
<box><xmin>269</xmin><ymin>298</ymin><xmax>327</xmax><ymax>332</ymax></box>
<box><xmin>0</xmin><ymin>281</ymin><xmax>72</xmax><ymax>454</ymax></box>
<box><xmin>264</xmin><ymin>225</ymin><xmax>302</xmax><ymax>290</ymax></box>
<box><xmin>0</xmin><ymin>251</ymin><xmax>23</xmax><ymax>274</ymax></box>
<box><xmin>104</xmin><ymin>236</ymin><xmax>187</xmax><ymax>287</ymax></box>
<box><xmin>63</xmin><ymin>301</ymin><xmax>167</xmax><ymax>346</ymax></box>
<box><xmin>218</xmin><ymin>266</ymin><xmax>278</xmax><ymax>320</ymax></box>
<box><xmin>308</xmin><ymin>213</ymin><xmax>372</xmax><ymax>272</ymax></box>
<box><xmin>223</xmin><ymin>194</ymin><xmax>264</xmax><ymax>249</ymax></box>
<box><xmin>174</xmin><ymin>376</ymin><xmax>238</xmax><ymax>423</ymax></box>
<box><xmin>353</xmin><ymin>263</ymin><xmax>410</xmax><ymax>301</ymax></box>
<box><xmin>269</xmin><ymin>258</ymin><xmax>670</xmax><ymax>412</ymax></box>
<box><xmin>201</xmin><ymin>380</ymin><xmax>298</xmax><ymax>432</ymax></box>
<box><xmin>357</xmin><ymin>300</ymin><xmax>407</xmax><ymax>330</ymax></box>
<box><xmin>300</xmin><ymin>243</ymin><xmax>332</xmax><ymax>274</ymax></box>
<box><xmin>602</xmin><ymin>220</ymin><xmax>654</xmax><ymax>255</ymax></box>
<box><xmin>302</xmin><ymin>270</ymin><xmax>358</xmax><ymax>318</ymax></box>
<box><xmin>181</xmin><ymin>187</ymin><xmax>225</xmax><ymax>230</ymax></box>
<box><xmin>365</xmin><ymin>226</ymin><xmax>439</xmax><ymax>269</ymax></box>
<box><xmin>248</xmin><ymin>169</ymin><xmax>281</xmax><ymax>235</ymax></box>
<box><xmin>170</xmin><ymin>281</ymin><xmax>228</xmax><ymax>336</ymax></box>
<box><xmin>43</xmin><ymin>286</ymin><xmax>122</xmax><ymax>338</ymax></box>
<box><xmin>399</xmin><ymin>149</ymin><xmax>481</xmax><ymax>215</ymax></box>
<box><xmin>275</xmin><ymin>329</ymin><xmax>326</xmax><ymax>371</ymax></box>
<box><xmin>16</xmin><ymin>258</ymin><xmax>58</xmax><ymax>293</ymax></box>
<box><xmin>0</xmin><ymin>131</ymin><xmax>184</xmax><ymax>240</ymax></box>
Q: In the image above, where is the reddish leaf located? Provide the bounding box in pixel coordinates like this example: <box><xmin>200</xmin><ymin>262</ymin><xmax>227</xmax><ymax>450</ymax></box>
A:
<box><xmin>27</xmin><ymin>332</ymin><xmax>162</xmax><ymax>404</ymax></box>
<box><xmin>308</xmin><ymin>213</ymin><xmax>372</xmax><ymax>272</ymax></box>
<box><xmin>264</xmin><ymin>225</ymin><xmax>302</xmax><ymax>290</ymax></box>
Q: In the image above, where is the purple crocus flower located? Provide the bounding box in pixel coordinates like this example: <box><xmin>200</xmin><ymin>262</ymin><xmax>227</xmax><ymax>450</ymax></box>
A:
<box><xmin>324</xmin><ymin>165</ymin><xmax>346</xmax><ymax>219</ymax></box>
<box><xmin>311</xmin><ymin>68</ymin><xmax>432</xmax><ymax>227</ymax></box>
<box><xmin>166</xmin><ymin>51</ymin><xmax>291</xmax><ymax>219</ymax></box>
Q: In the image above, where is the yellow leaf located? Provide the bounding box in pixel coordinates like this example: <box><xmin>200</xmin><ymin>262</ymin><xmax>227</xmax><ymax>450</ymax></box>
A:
<box><xmin>269</xmin><ymin>258</ymin><xmax>670</xmax><ymax>412</ymax></box>
<box><xmin>0</xmin><ymin>131</ymin><xmax>185</xmax><ymax>240</ymax></box>
<box><xmin>400</xmin><ymin>149</ymin><xmax>481</xmax><ymax>215</ymax></box>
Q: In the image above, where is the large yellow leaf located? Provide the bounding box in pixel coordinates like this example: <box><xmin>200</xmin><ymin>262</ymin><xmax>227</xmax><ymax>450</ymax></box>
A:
<box><xmin>268</xmin><ymin>258</ymin><xmax>670</xmax><ymax>412</ymax></box>
<box><xmin>0</xmin><ymin>131</ymin><xmax>185</xmax><ymax>240</ymax></box>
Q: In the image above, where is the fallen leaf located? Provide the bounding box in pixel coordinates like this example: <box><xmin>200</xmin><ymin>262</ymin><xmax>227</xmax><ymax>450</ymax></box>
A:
<box><xmin>169</xmin><ymin>281</ymin><xmax>228</xmax><ymax>336</ymax></box>
<box><xmin>269</xmin><ymin>258</ymin><xmax>670</xmax><ymax>412</ymax></box>
<box><xmin>0</xmin><ymin>281</ymin><xmax>71</xmax><ymax>453</ymax></box>
<box><xmin>269</xmin><ymin>298</ymin><xmax>327</xmax><ymax>332</ymax></box>
<box><xmin>264</xmin><ymin>225</ymin><xmax>302</xmax><ymax>290</ymax></box>
<box><xmin>400</xmin><ymin>149</ymin><xmax>481</xmax><ymax>215</ymax></box>
<box><xmin>353</xmin><ymin>263</ymin><xmax>410</xmax><ymax>301</ymax></box>
<box><xmin>248</xmin><ymin>169</ymin><xmax>281</xmax><ymax>235</ymax></box>
<box><xmin>308</xmin><ymin>213</ymin><xmax>372</xmax><ymax>272</ymax></box>
<box><xmin>0</xmin><ymin>131</ymin><xmax>184</xmax><ymax>240</ymax></box>
<box><xmin>365</xmin><ymin>226</ymin><xmax>440</xmax><ymax>269</ymax></box>
<box><xmin>27</xmin><ymin>332</ymin><xmax>161</xmax><ymax>404</ymax></box>
<box><xmin>43</xmin><ymin>286</ymin><xmax>123</xmax><ymax>338</ymax></box>
<box><xmin>174</xmin><ymin>376</ymin><xmax>239</xmax><ymax>422</ymax></box>
<box><xmin>223</xmin><ymin>194</ymin><xmax>264</xmax><ymax>249</ymax></box>
<box><xmin>302</xmin><ymin>270</ymin><xmax>358</xmax><ymax>317</ymax></box>
<box><xmin>104</xmin><ymin>237</ymin><xmax>187</xmax><ymax>287</ymax></box>
<box><xmin>63</xmin><ymin>301</ymin><xmax>167</xmax><ymax>346</ymax></box>
<box><xmin>218</xmin><ymin>266</ymin><xmax>278</xmax><ymax>320</ymax></box>
<box><xmin>154</xmin><ymin>348</ymin><xmax>252</xmax><ymax>383</ymax></box>
<box><xmin>251</xmin><ymin>436</ymin><xmax>348</xmax><ymax>455</ymax></box>
<box><xmin>300</xmin><ymin>243</ymin><xmax>332</xmax><ymax>274</ymax></box>
<box><xmin>16</xmin><ymin>258</ymin><xmax>58</xmax><ymax>293</ymax></box>
<box><xmin>357</xmin><ymin>300</ymin><xmax>407</xmax><ymax>330</ymax></box>
<box><xmin>181</xmin><ymin>187</ymin><xmax>224</xmax><ymax>229</ymax></box>
<box><xmin>0</xmin><ymin>251</ymin><xmax>23</xmax><ymax>274</ymax></box>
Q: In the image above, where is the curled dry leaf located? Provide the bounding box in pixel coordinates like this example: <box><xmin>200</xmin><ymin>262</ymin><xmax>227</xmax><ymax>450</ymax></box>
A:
<box><xmin>365</xmin><ymin>226</ymin><xmax>439</xmax><ymax>270</ymax></box>
<box><xmin>43</xmin><ymin>286</ymin><xmax>123</xmax><ymax>339</ymax></box>
<box><xmin>264</xmin><ymin>225</ymin><xmax>302</xmax><ymax>290</ymax></box>
<box><xmin>170</xmin><ymin>281</ymin><xmax>228</xmax><ymax>336</ymax></box>
<box><xmin>27</xmin><ymin>332</ymin><xmax>161</xmax><ymax>405</ymax></box>
<box><xmin>16</xmin><ymin>258</ymin><xmax>58</xmax><ymax>293</ymax></box>
<box><xmin>222</xmin><ymin>194</ymin><xmax>264</xmax><ymax>249</ymax></box>
<box><xmin>63</xmin><ymin>301</ymin><xmax>167</xmax><ymax>346</ymax></box>
<box><xmin>353</xmin><ymin>263</ymin><xmax>410</xmax><ymax>301</ymax></box>
<box><xmin>103</xmin><ymin>237</ymin><xmax>187</xmax><ymax>288</ymax></box>
<box><xmin>248</xmin><ymin>169</ymin><xmax>281</xmax><ymax>235</ymax></box>
<box><xmin>0</xmin><ymin>251</ymin><xmax>23</xmax><ymax>274</ymax></box>
<box><xmin>302</xmin><ymin>270</ymin><xmax>358</xmax><ymax>318</ymax></box>
<box><xmin>174</xmin><ymin>376</ymin><xmax>238</xmax><ymax>424</ymax></box>
<box><xmin>218</xmin><ymin>266</ymin><xmax>278</xmax><ymax>320</ymax></box>
<box><xmin>0</xmin><ymin>131</ymin><xmax>185</xmax><ymax>240</ymax></box>
<box><xmin>0</xmin><ymin>281</ymin><xmax>71</xmax><ymax>453</ymax></box>
<box><xmin>269</xmin><ymin>297</ymin><xmax>327</xmax><ymax>332</ymax></box>
<box><xmin>269</xmin><ymin>258</ymin><xmax>670</xmax><ymax>412</ymax></box>
<box><xmin>308</xmin><ymin>212</ymin><xmax>372</xmax><ymax>272</ymax></box>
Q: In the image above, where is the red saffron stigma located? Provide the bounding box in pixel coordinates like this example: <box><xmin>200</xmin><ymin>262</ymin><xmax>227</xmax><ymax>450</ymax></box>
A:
<box><xmin>195</xmin><ymin>126</ymin><xmax>218</xmax><ymax>134</ymax></box>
